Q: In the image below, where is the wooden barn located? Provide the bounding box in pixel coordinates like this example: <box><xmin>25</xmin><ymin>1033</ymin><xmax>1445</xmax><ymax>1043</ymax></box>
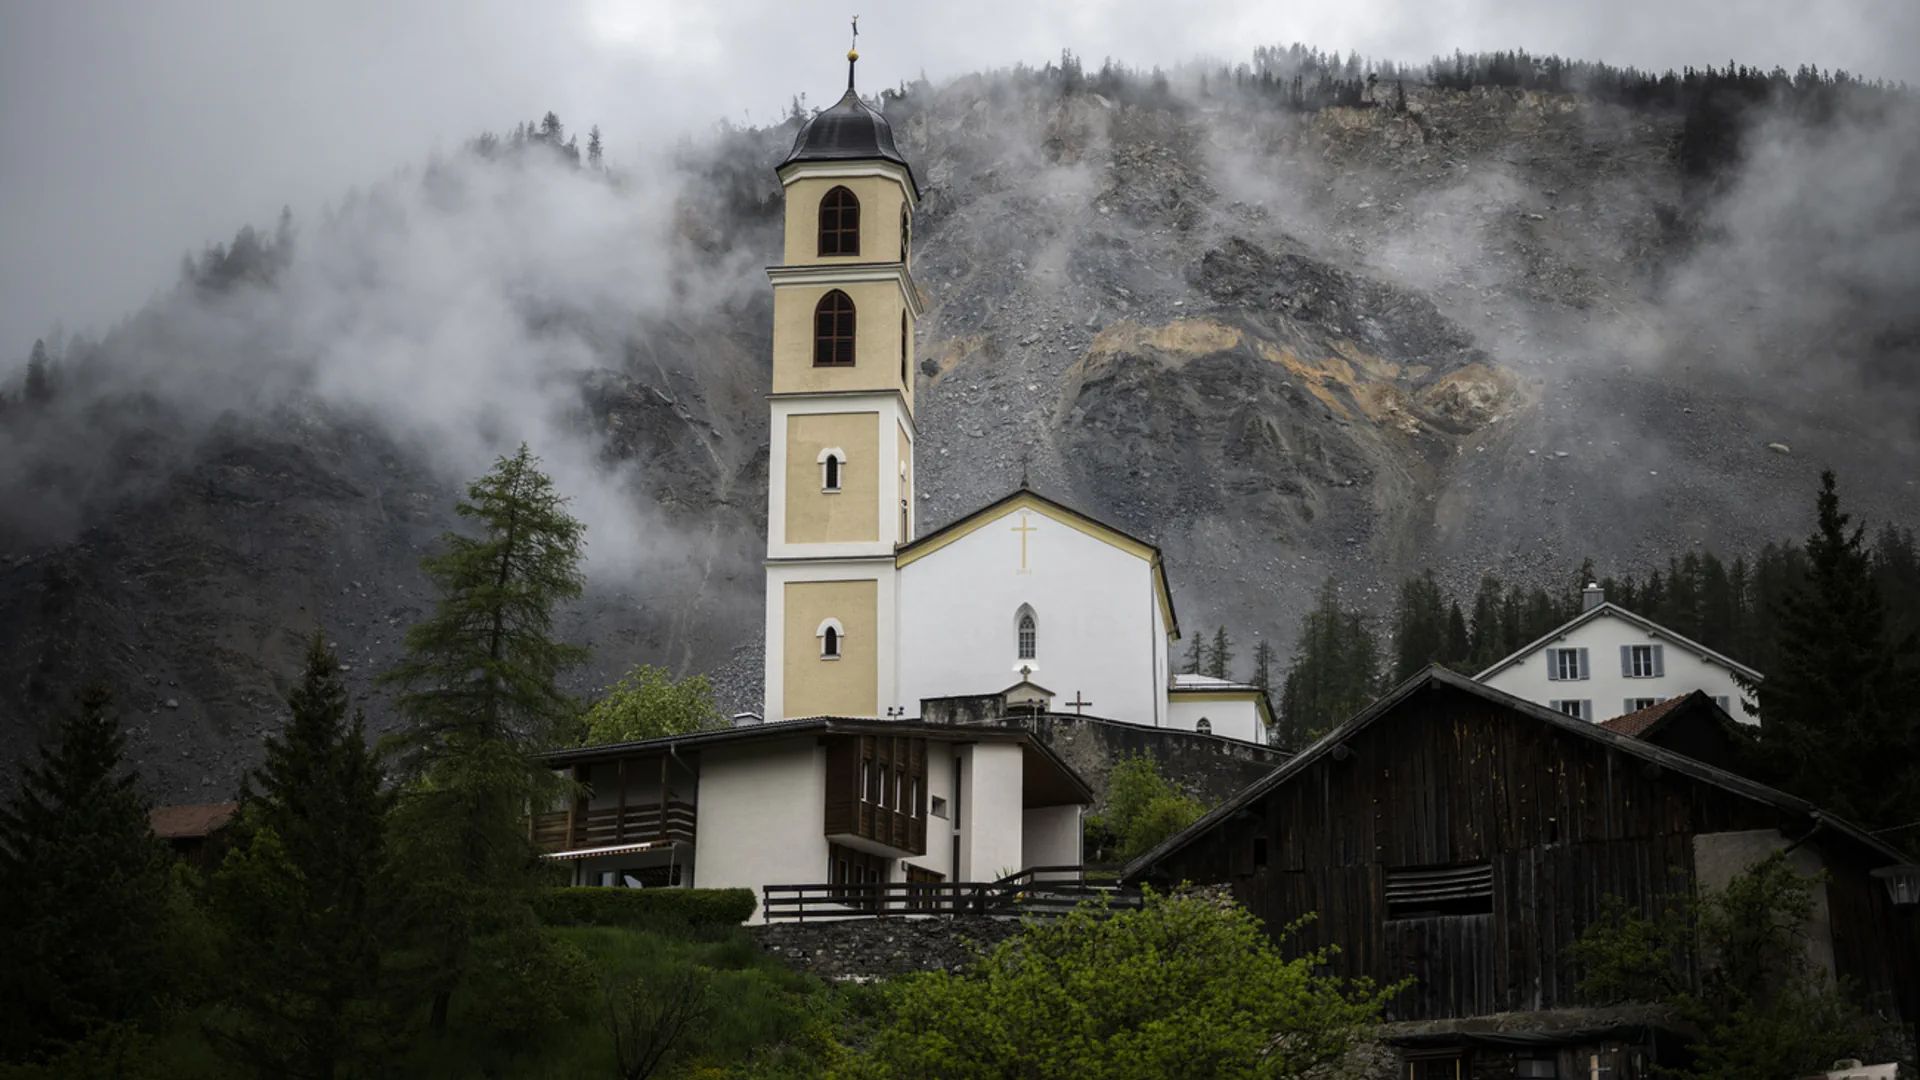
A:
<box><xmin>1125</xmin><ymin>668</ymin><xmax>1915</xmax><ymax>1080</ymax></box>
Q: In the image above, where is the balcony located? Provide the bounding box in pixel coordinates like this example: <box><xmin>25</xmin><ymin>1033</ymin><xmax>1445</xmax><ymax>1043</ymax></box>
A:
<box><xmin>532</xmin><ymin>800</ymin><xmax>697</xmax><ymax>855</ymax></box>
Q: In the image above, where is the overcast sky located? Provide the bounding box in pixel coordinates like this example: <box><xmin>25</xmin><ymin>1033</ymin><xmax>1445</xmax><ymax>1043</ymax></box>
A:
<box><xmin>3</xmin><ymin>0</ymin><xmax>1914</xmax><ymax>357</ymax></box>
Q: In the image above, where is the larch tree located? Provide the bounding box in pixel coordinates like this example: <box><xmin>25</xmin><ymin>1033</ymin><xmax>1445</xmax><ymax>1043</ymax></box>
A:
<box><xmin>0</xmin><ymin>685</ymin><xmax>173</xmax><ymax>1061</ymax></box>
<box><xmin>1277</xmin><ymin>579</ymin><xmax>1380</xmax><ymax>749</ymax></box>
<box><xmin>206</xmin><ymin>631</ymin><xmax>400</xmax><ymax>1079</ymax></box>
<box><xmin>1389</xmin><ymin>570</ymin><xmax>1450</xmax><ymax>683</ymax></box>
<box><xmin>586</xmin><ymin>125</ymin><xmax>604</xmax><ymax>170</ymax></box>
<box><xmin>1248</xmin><ymin>639</ymin><xmax>1278</xmax><ymax>698</ymax></box>
<box><xmin>379</xmin><ymin>443</ymin><xmax>589</xmax><ymax>1030</ymax></box>
<box><xmin>1206</xmin><ymin>625</ymin><xmax>1235</xmax><ymax>680</ymax></box>
<box><xmin>1744</xmin><ymin>470</ymin><xmax>1920</xmax><ymax>835</ymax></box>
<box><xmin>1182</xmin><ymin>632</ymin><xmax>1205</xmax><ymax>676</ymax></box>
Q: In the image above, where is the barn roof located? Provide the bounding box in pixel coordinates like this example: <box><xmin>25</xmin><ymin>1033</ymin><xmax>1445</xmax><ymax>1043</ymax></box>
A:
<box><xmin>1124</xmin><ymin>667</ymin><xmax>1903</xmax><ymax>881</ymax></box>
<box><xmin>149</xmin><ymin>802</ymin><xmax>237</xmax><ymax>839</ymax></box>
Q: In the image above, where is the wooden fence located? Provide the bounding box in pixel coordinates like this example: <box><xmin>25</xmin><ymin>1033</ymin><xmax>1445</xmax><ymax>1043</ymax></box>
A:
<box><xmin>762</xmin><ymin>865</ymin><xmax>1143</xmax><ymax>922</ymax></box>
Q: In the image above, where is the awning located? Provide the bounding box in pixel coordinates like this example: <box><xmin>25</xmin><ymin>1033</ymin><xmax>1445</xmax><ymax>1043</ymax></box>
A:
<box><xmin>543</xmin><ymin>842</ymin><xmax>667</xmax><ymax>861</ymax></box>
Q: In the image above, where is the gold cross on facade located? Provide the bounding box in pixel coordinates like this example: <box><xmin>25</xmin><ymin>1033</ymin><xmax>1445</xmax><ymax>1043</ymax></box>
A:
<box><xmin>1010</xmin><ymin>510</ymin><xmax>1037</xmax><ymax>573</ymax></box>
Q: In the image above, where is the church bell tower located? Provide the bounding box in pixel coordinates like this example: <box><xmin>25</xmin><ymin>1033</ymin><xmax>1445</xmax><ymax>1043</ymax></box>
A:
<box><xmin>762</xmin><ymin>34</ymin><xmax>921</xmax><ymax>721</ymax></box>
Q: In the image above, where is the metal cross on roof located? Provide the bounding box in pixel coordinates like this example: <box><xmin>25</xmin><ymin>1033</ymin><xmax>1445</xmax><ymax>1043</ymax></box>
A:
<box><xmin>1066</xmin><ymin>692</ymin><xmax>1093</xmax><ymax>715</ymax></box>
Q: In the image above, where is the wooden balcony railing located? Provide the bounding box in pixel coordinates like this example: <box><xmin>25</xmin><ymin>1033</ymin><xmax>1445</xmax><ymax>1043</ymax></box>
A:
<box><xmin>762</xmin><ymin>866</ymin><xmax>1142</xmax><ymax>922</ymax></box>
<box><xmin>532</xmin><ymin>800</ymin><xmax>696</xmax><ymax>853</ymax></box>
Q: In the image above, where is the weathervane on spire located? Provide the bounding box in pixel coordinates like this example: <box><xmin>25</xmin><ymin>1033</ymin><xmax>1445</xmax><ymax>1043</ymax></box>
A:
<box><xmin>847</xmin><ymin>15</ymin><xmax>860</xmax><ymax>91</ymax></box>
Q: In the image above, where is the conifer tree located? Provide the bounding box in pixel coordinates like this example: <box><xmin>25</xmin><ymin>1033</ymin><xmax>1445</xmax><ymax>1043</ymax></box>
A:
<box><xmin>1181</xmin><ymin>632</ymin><xmax>1204</xmax><ymax>676</ymax></box>
<box><xmin>1390</xmin><ymin>570</ymin><xmax>1449</xmax><ymax>682</ymax></box>
<box><xmin>1249</xmin><ymin>639</ymin><xmax>1278</xmax><ymax>698</ymax></box>
<box><xmin>206</xmin><ymin>631</ymin><xmax>399</xmax><ymax>1078</ymax></box>
<box><xmin>1277</xmin><ymin>579</ymin><xmax>1380</xmax><ymax>748</ymax></box>
<box><xmin>587</xmin><ymin>125</ymin><xmax>604</xmax><ymax>169</ymax></box>
<box><xmin>379</xmin><ymin>443</ymin><xmax>589</xmax><ymax>1030</ymax></box>
<box><xmin>1444</xmin><ymin>602</ymin><xmax>1472</xmax><ymax>670</ymax></box>
<box><xmin>0</xmin><ymin>685</ymin><xmax>172</xmax><ymax>1060</ymax></box>
<box><xmin>1467</xmin><ymin>575</ymin><xmax>1504</xmax><ymax>668</ymax></box>
<box><xmin>1206</xmin><ymin>625</ymin><xmax>1234</xmax><ymax>680</ymax></box>
<box><xmin>1746</xmin><ymin>471</ymin><xmax>1920</xmax><ymax>834</ymax></box>
<box><xmin>23</xmin><ymin>338</ymin><xmax>51</xmax><ymax>406</ymax></box>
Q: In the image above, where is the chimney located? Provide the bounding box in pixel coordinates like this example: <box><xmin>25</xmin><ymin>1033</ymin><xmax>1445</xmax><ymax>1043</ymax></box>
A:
<box><xmin>731</xmin><ymin>712</ymin><xmax>763</xmax><ymax>728</ymax></box>
<box><xmin>1582</xmin><ymin>583</ymin><xmax>1604</xmax><ymax>612</ymax></box>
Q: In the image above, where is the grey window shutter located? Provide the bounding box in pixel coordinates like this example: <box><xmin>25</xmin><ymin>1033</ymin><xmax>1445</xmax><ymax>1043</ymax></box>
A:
<box><xmin>1578</xmin><ymin>648</ymin><xmax>1590</xmax><ymax>680</ymax></box>
<box><xmin>1625</xmin><ymin>699</ymin><xmax>1638</xmax><ymax>716</ymax></box>
<box><xmin>1548</xmin><ymin>700</ymin><xmax>1561</xmax><ymax>713</ymax></box>
<box><xmin>1652</xmin><ymin>644</ymin><xmax>1666</xmax><ymax>677</ymax></box>
<box><xmin>1620</xmin><ymin>645</ymin><xmax>1632</xmax><ymax>677</ymax></box>
<box><xmin>1715</xmin><ymin>696</ymin><xmax>1730</xmax><ymax>712</ymax></box>
<box><xmin>1581</xmin><ymin>701</ymin><xmax>1593</xmax><ymax>722</ymax></box>
<box><xmin>1546</xmin><ymin>651</ymin><xmax>1559</xmax><ymax>681</ymax></box>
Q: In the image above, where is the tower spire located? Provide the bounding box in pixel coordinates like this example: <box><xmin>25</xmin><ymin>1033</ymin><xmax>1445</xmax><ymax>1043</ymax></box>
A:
<box><xmin>847</xmin><ymin>15</ymin><xmax>860</xmax><ymax>91</ymax></box>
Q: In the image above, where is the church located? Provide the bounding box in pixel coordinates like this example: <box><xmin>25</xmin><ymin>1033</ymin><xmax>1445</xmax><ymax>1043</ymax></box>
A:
<box><xmin>755</xmin><ymin>54</ymin><xmax>1271</xmax><ymax>746</ymax></box>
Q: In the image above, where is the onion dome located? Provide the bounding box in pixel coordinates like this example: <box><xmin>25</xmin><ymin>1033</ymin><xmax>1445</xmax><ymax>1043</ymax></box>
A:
<box><xmin>779</xmin><ymin>41</ymin><xmax>919</xmax><ymax>196</ymax></box>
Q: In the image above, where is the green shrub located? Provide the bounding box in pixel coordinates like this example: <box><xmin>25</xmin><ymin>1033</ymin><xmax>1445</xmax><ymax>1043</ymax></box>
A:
<box><xmin>462</xmin><ymin>930</ymin><xmax>595</xmax><ymax>1042</ymax></box>
<box><xmin>533</xmin><ymin>887</ymin><xmax>757</xmax><ymax>929</ymax></box>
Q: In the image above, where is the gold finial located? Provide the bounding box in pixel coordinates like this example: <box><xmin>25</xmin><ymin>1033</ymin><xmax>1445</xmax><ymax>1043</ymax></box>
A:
<box><xmin>847</xmin><ymin>15</ymin><xmax>860</xmax><ymax>90</ymax></box>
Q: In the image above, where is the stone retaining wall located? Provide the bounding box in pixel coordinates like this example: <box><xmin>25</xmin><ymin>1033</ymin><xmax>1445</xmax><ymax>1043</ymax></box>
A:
<box><xmin>751</xmin><ymin>916</ymin><xmax>1022</xmax><ymax>980</ymax></box>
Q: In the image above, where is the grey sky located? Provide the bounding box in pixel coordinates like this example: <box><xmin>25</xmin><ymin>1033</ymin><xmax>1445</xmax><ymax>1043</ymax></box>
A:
<box><xmin>3</xmin><ymin>0</ymin><xmax>1914</xmax><ymax>356</ymax></box>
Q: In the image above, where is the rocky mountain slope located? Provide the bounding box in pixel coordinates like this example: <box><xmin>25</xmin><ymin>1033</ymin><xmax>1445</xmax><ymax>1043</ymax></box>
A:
<box><xmin>2</xmin><ymin>68</ymin><xmax>1915</xmax><ymax>798</ymax></box>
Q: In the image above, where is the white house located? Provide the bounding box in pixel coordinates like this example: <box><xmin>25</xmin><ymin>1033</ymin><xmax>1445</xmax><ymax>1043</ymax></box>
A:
<box><xmin>752</xmin><ymin>58</ymin><xmax>1269</xmax><ymax>744</ymax></box>
<box><xmin>535</xmin><ymin>718</ymin><xmax>1090</xmax><ymax>921</ymax></box>
<box><xmin>1475</xmin><ymin>585</ymin><xmax>1762</xmax><ymax>724</ymax></box>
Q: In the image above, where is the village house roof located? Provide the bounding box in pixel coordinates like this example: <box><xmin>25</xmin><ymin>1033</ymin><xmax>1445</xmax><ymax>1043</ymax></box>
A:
<box><xmin>1599</xmin><ymin>695</ymin><xmax>1691</xmax><ymax>737</ymax></box>
<box><xmin>1124</xmin><ymin>667</ymin><xmax>1903</xmax><ymax>882</ymax></box>
<box><xmin>895</xmin><ymin>484</ymin><xmax>1182</xmax><ymax>640</ymax></box>
<box><xmin>1472</xmin><ymin>601</ymin><xmax>1764</xmax><ymax>683</ymax></box>
<box><xmin>539</xmin><ymin>716</ymin><xmax>1094</xmax><ymax>807</ymax></box>
<box><xmin>149</xmin><ymin>802</ymin><xmax>237</xmax><ymax>839</ymax></box>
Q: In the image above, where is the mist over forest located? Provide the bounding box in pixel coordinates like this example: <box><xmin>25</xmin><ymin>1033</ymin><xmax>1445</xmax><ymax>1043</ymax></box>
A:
<box><xmin>1</xmin><ymin>43</ymin><xmax>1917</xmax><ymax>794</ymax></box>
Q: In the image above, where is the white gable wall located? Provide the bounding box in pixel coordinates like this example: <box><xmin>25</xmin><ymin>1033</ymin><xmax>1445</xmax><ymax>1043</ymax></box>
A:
<box><xmin>1480</xmin><ymin>611</ymin><xmax>1757</xmax><ymax>723</ymax></box>
<box><xmin>1166</xmin><ymin>695</ymin><xmax>1266</xmax><ymax>743</ymax></box>
<box><xmin>898</xmin><ymin>506</ymin><xmax>1165</xmax><ymax>727</ymax></box>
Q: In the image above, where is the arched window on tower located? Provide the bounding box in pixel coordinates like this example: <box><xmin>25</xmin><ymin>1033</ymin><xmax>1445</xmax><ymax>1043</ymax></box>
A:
<box><xmin>899</xmin><ymin>204</ymin><xmax>910</xmax><ymax>262</ymax></box>
<box><xmin>900</xmin><ymin>311</ymin><xmax>909</xmax><ymax>385</ymax></box>
<box><xmin>818</xmin><ymin>618</ymin><xmax>845</xmax><ymax>660</ymax></box>
<box><xmin>818</xmin><ymin>187</ymin><xmax>860</xmax><ymax>256</ymax></box>
<box><xmin>819</xmin><ymin>448</ymin><xmax>844</xmax><ymax>492</ymax></box>
<box><xmin>1016</xmin><ymin>607</ymin><xmax>1037</xmax><ymax>661</ymax></box>
<box><xmin>814</xmin><ymin>291</ymin><xmax>855</xmax><ymax>366</ymax></box>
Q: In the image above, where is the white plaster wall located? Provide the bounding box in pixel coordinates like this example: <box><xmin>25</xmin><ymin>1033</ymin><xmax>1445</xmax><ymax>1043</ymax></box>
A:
<box><xmin>767</xmin><ymin>393</ymin><xmax>913</xmax><ymax>559</ymax></box>
<box><xmin>1021</xmin><ymin>805</ymin><xmax>1083</xmax><ymax>868</ymax></box>
<box><xmin>1165</xmin><ymin>697</ymin><xmax>1264</xmax><ymax>744</ymax></box>
<box><xmin>898</xmin><ymin>509</ymin><xmax>1161</xmax><ymax>726</ymax></box>
<box><xmin>690</xmin><ymin>739</ymin><xmax>829</xmax><ymax>923</ymax></box>
<box><xmin>963</xmin><ymin>743</ymin><xmax>1026</xmax><ymax>881</ymax></box>
<box><xmin>907</xmin><ymin>743</ymin><xmax>959</xmax><ymax>881</ymax></box>
<box><xmin>1480</xmin><ymin>612</ymin><xmax>1757</xmax><ymax>723</ymax></box>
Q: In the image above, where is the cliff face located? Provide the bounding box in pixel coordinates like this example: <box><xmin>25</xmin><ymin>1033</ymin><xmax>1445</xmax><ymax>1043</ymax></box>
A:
<box><xmin>2</xmin><ymin>76</ymin><xmax>1915</xmax><ymax>798</ymax></box>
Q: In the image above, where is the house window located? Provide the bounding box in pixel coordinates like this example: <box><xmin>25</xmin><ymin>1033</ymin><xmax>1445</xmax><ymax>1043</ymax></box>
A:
<box><xmin>859</xmin><ymin>761</ymin><xmax>869</xmax><ymax>802</ymax></box>
<box><xmin>1196</xmin><ymin>718</ymin><xmax>1213</xmax><ymax>735</ymax></box>
<box><xmin>1385</xmin><ymin>862</ymin><xmax>1493</xmax><ymax>919</ymax></box>
<box><xmin>909</xmin><ymin>778</ymin><xmax>919</xmax><ymax>818</ymax></box>
<box><xmin>1017</xmin><ymin>608</ymin><xmax>1037</xmax><ymax>660</ymax></box>
<box><xmin>1403</xmin><ymin>1049</ymin><xmax>1468</xmax><ymax>1079</ymax></box>
<box><xmin>818</xmin><ymin>186</ymin><xmax>860</xmax><ymax>256</ymax></box>
<box><xmin>820</xmin><ymin>449</ymin><xmax>844</xmax><ymax>492</ymax></box>
<box><xmin>814</xmin><ymin>290</ymin><xmax>856</xmax><ymax>366</ymax></box>
<box><xmin>879</xmin><ymin>764</ymin><xmax>891</xmax><ymax>808</ymax></box>
<box><xmin>1623</xmin><ymin>643</ymin><xmax>1664</xmax><ymax>678</ymax></box>
<box><xmin>1713</xmin><ymin>695</ymin><xmax>1731</xmax><ymax>713</ymax></box>
<box><xmin>929</xmin><ymin>794</ymin><xmax>948</xmax><ymax>819</ymax></box>
<box><xmin>818</xmin><ymin>619</ymin><xmax>844</xmax><ymax>660</ymax></box>
<box><xmin>1549</xmin><ymin>700</ymin><xmax>1592</xmax><ymax>722</ymax></box>
<box><xmin>1252</xmin><ymin>835</ymin><xmax>1268</xmax><ymax>868</ymax></box>
<box><xmin>1625</xmin><ymin>698</ymin><xmax>1661</xmax><ymax>713</ymax></box>
<box><xmin>1516</xmin><ymin>1060</ymin><xmax>1557</xmax><ymax>1079</ymax></box>
<box><xmin>1548</xmin><ymin>647</ymin><xmax>1588</xmax><ymax>681</ymax></box>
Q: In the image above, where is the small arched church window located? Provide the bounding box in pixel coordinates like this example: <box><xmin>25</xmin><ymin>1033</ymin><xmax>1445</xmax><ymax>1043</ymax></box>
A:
<box><xmin>1196</xmin><ymin>717</ymin><xmax>1212</xmax><ymax>735</ymax></box>
<box><xmin>819</xmin><ymin>187</ymin><xmax>860</xmax><ymax>256</ymax></box>
<box><xmin>814</xmin><ymin>291</ymin><xmax>856</xmax><ymax>367</ymax></box>
<box><xmin>818</xmin><ymin>618</ymin><xmax>844</xmax><ymax>660</ymax></box>
<box><xmin>819</xmin><ymin>448</ymin><xmax>844</xmax><ymax>492</ymax></box>
<box><xmin>1017</xmin><ymin>609</ymin><xmax>1037</xmax><ymax>661</ymax></box>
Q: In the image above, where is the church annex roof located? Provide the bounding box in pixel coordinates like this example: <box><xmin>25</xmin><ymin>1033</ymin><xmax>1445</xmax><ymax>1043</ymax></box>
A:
<box><xmin>779</xmin><ymin>87</ymin><xmax>920</xmax><ymax>197</ymax></box>
<box><xmin>894</xmin><ymin>486</ymin><xmax>1182</xmax><ymax>640</ymax></box>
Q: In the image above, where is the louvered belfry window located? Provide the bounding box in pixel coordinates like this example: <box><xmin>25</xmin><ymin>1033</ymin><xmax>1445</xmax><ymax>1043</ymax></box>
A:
<box><xmin>814</xmin><ymin>291</ymin><xmax>856</xmax><ymax>366</ymax></box>
<box><xmin>1385</xmin><ymin>862</ymin><xmax>1493</xmax><ymax>918</ymax></box>
<box><xmin>819</xmin><ymin>186</ymin><xmax>860</xmax><ymax>256</ymax></box>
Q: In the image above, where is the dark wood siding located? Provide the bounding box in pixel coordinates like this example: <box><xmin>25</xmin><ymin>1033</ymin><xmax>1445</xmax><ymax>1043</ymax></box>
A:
<box><xmin>822</xmin><ymin>735</ymin><xmax>927</xmax><ymax>856</ymax></box>
<box><xmin>1151</xmin><ymin>683</ymin><xmax>1914</xmax><ymax>1023</ymax></box>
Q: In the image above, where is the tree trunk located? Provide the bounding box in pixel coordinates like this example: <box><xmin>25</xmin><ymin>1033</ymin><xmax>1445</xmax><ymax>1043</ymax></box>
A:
<box><xmin>429</xmin><ymin>988</ymin><xmax>451</xmax><ymax>1033</ymax></box>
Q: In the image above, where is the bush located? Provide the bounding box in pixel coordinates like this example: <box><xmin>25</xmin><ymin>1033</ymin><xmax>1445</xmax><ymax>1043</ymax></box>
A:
<box><xmin>534</xmin><ymin>887</ymin><xmax>757</xmax><ymax>929</ymax></box>
<box><xmin>462</xmin><ymin>930</ymin><xmax>595</xmax><ymax>1042</ymax></box>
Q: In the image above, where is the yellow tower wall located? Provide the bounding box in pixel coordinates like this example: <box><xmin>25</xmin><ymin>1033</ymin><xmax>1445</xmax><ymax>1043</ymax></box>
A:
<box><xmin>771</xmin><ymin>281</ymin><xmax>912</xmax><ymax>398</ymax></box>
<box><xmin>782</xmin><ymin>578</ymin><xmax>879</xmax><ymax>718</ymax></box>
<box><xmin>784</xmin><ymin>411</ymin><xmax>880</xmax><ymax>544</ymax></box>
<box><xmin>782</xmin><ymin>174</ymin><xmax>911</xmax><ymax>267</ymax></box>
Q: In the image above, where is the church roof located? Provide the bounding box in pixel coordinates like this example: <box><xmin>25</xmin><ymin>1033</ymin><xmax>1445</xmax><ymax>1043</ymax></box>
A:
<box><xmin>780</xmin><ymin>87</ymin><xmax>920</xmax><ymax>197</ymax></box>
<box><xmin>895</xmin><ymin>486</ymin><xmax>1182</xmax><ymax>640</ymax></box>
